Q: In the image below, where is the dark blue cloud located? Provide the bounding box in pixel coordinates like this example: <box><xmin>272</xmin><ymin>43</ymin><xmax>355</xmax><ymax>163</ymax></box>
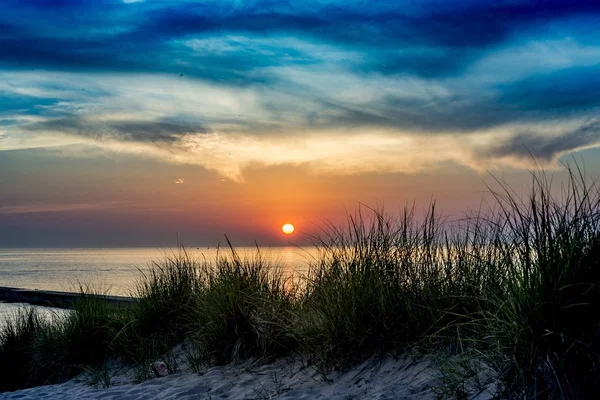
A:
<box><xmin>0</xmin><ymin>92</ymin><xmax>58</xmax><ymax>116</ymax></box>
<box><xmin>132</xmin><ymin>0</ymin><xmax>600</xmax><ymax>48</ymax></box>
<box><xmin>1</xmin><ymin>0</ymin><xmax>598</xmax><ymax>78</ymax></box>
<box><xmin>498</xmin><ymin>65</ymin><xmax>600</xmax><ymax>113</ymax></box>
<box><xmin>0</xmin><ymin>37</ymin><xmax>148</xmax><ymax>71</ymax></box>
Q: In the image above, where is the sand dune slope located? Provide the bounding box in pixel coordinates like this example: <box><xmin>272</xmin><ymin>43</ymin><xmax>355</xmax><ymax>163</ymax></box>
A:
<box><xmin>1</xmin><ymin>356</ymin><xmax>497</xmax><ymax>399</ymax></box>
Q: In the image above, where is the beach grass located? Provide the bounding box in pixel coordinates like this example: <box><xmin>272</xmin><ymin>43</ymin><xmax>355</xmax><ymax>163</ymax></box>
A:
<box><xmin>115</xmin><ymin>250</ymin><xmax>202</xmax><ymax>365</ymax></box>
<box><xmin>189</xmin><ymin>245</ymin><xmax>297</xmax><ymax>365</ymax></box>
<box><xmin>34</xmin><ymin>292</ymin><xmax>128</xmax><ymax>384</ymax></box>
<box><xmin>476</xmin><ymin>165</ymin><xmax>600</xmax><ymax>398</ymax></box>
<box><xmin>1</xmin><ymin>164</ymin><xmax>599</xmax><ymax>398</ymax></box>
<box><xmin>0</xmin><ymin>294</ymin><xmax>127</xmax><ymax>391</ymax></box>
<box><xmin>0</xmin><ymin>308</ymin><xmax>46</xmax><ymax>391</ymax></box>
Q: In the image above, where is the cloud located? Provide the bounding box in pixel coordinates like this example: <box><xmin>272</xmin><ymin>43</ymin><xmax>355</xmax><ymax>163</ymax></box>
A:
<box><xmin>485</xmin><ymin>121</ymin><xmax>600</xmax><ymax>161</ymax></box>
<box><xmin>175</xmin><ymin>178</ymin><xmax>185</xmax><ymax>184</ymax></box>
<box><xmin>498</xmin><ymin>65</ymin><xmax>600</xmax><ymax>113</ymax></box>
<box><xmin>0</xmin><ymin>201</ymin><xmax>131</xmax><ymax>214</ymax></box>
<box><xmin>1</xmin><ymin>1</ymin><xmax>598</xmax><ymax>79</ymax></box>
<box><xmin>1</xmin><ymin>1</ymin><xmax>600</xmax><ymax>179</ymax></box>
<box><xmin>21</xmin><ymin>120</ymin><xmax>587</xmax><ymax>183</ymax></box>
<box><xmin>0</xmin><ymin>201</ymin><xmax>181</xmax><ymax>214</ymax></box>
<box><xmin>24</xmin><ymin>116</ymin><xmax>210</xmax><ymax>144</ymax></box>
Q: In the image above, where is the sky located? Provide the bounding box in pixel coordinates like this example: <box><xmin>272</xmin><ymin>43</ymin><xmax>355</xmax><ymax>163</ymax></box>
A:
<box><xmin>1</xmin><ymin>0</ymin><xmax>600</xmax><ymax>247</ymax></box>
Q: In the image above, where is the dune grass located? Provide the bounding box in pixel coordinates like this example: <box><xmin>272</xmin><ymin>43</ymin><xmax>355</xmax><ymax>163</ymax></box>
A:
<box><xmin>1</xmin><ymin>164</ymin><xmax>599</xmax><ymax>398</ymax></box>
<box><xmin>298</xmin><ymin>207</ymin><xmax>446</xmax><ymax>368</ymax></box>
<box><xmin>476</xmin><ymin>166</ymin><xmax>600</xmax><ymax>398</ymax></box>
<box><xmin>0</xmin><ymin>308</ymin><xmax>46</xmax><ymax>391</ymax></box>
<box><xmin>0</xmin><ymin>294</ymin><xmax>127</xmax><ymax>392</ymax></box>
<box><xmin>33</xmin><ymin>293</ymin><xmax>128</xmax><ymax>384</ymax></box>
<box><xmin>189</xmin><ymin>246</ymin><xmax>297</xmax><ymax>365</ymax></box>
<box><xmin>116</xmin><ymin>250</ymin><xmax>202</xmax><ymax>366</ymax></box>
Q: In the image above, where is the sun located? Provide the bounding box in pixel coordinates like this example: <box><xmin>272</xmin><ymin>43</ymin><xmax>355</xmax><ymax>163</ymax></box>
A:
<box><xmin>281</xmin><ymin>223</ymin><xmax>295</xmax><ymax>235</ymax></box>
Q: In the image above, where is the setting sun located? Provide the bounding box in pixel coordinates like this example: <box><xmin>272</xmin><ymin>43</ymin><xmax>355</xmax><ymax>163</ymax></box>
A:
<box><xmin>281</xmin><ymin>223</ymin><xmax>295</xmax><ymax>235</ymax></box>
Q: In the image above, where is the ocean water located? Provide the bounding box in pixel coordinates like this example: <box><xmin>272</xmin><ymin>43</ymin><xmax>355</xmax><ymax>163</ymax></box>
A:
<box><xmin>0</xmin><ymin>302</ymin><xmax>70</xmax><ymax>331</ymax></box>
<box><xmin>0</xmin><ymin>247</ymin><xmax>318</xmax><ymax>329</ymax></box>
<box><xmin>0</xmin><ymin>247</ymin><xmax>318</xmax><ymax>296</ymax></box>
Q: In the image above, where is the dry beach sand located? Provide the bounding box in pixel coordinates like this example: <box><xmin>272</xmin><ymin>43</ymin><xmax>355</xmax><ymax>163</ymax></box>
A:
<box><xmin>0</xmin><ymin>354</ymin><xmax>498</xmax><ymax>399</ymax></box>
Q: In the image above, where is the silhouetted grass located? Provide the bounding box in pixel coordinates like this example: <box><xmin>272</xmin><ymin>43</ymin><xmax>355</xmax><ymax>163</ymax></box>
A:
<box><xmin>297</xmin><ymin>205</ymin><xmax>504</xmax><ymax>369</ymax></box>
<box><xmin>116</xmin><ymin>249</ymin><xmax>202</xmax><ymax>365</ymax></box>
<box><xmin>0</xmin><ymin>292</ymin><xmax>127</xmax><ymax>391</ymax></box>
<box><xmin>0</xmin><ymin>308</ymin><xmax>45</xmax><ymax>391</ymax></box>
<box><xmin>1</xmin><ymin>162</ymin><xmax>599</xmax><ymax>398</ymax></box>
<box><xmin>34</xmin><ymin>292</ymin><xmax>128</xmax><ymax>384</ymax></box>
<box><xmin>189</xmin><ymin>245</ymin><xmax>297</xmax><ymax>365</ymax></box>
<box><xmin>475</xmin><ymin>164</ymin><xmax>600</xmax><ymax>398</ymax></box>
<box><xmin>295</xmin><ymin>163</ymin><xmax>600</xmax><ymax>397</ymax></box>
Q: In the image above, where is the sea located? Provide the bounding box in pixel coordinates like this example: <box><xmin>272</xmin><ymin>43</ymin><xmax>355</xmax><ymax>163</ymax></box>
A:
<box><xmin>0</xmin><ymin>247</ymin><xmax>319</xmax><ymax>328</ymax></box>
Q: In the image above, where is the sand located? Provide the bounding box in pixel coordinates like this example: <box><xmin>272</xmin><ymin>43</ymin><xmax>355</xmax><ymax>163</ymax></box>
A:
<box><xmin>0</xmin><ymin>354</ymin><xmax>498</xmax><ymax>400</ymax></box>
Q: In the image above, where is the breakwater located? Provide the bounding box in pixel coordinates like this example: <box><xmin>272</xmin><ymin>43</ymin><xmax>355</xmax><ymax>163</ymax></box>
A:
<box><xmin>0</xmin><ymin>286</ymin><xmax>134</xmax><ymax>309</ymax></box>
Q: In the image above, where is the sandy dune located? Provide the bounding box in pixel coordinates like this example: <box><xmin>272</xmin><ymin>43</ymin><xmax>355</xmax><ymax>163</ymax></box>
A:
<box><xmin>0</xmin><ymin>355</ymin><xmax>498</xmax><ymax>400</ymax></box>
